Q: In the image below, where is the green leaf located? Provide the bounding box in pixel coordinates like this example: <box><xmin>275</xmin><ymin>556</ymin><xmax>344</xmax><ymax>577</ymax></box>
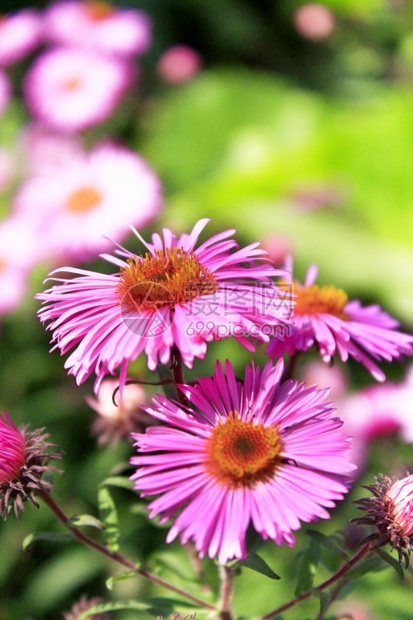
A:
<box><xmin>376</xmin><ymin>548</ymin><xmax>404</xmax><ymax>580</ymax></box>
<box><xmin>105</xmin><ymin>569</ymin><xmax>139</xmax><ymax>591</ymax></box>
<box><xmin>346</xmin><ymin>553</ymin><xmax>387</xmax><ymax>580</ymax></box>
<box><xmin>238</xmin><ymin>551</ymin><xmax>281</xmax><ymax>580</ymax></box>
<box><xmin>306</xmin><ymin>529</ymin><xmax>347</xmax><ymax>560</ymax></box>
<box><xmin>76</xmin><ymin>600</ymin><xmax>155</xmax><ymax>619</ymax></box>
<box><xmin>69</xmin><ymin>514</ymin><xmax>105</xmax><ymax>530</ymax></box>
<box><xmin>295</xmin><ymin>539</ymin><xmax>321</xmax><ymax>597</ymax></box>
<box><xmin>101</xmin><ymin>475</ymin><xmax>134</xmax><ymax>491</ymax></box>
<box><xmin>22</xmin><ymin>531</ymin><xmax>75</xmax><ymax>551</ymax></box>
<box><xmin>98</xmin><ymin>485</ymin><xmax>119</xmax><ymax>551</ymax></box>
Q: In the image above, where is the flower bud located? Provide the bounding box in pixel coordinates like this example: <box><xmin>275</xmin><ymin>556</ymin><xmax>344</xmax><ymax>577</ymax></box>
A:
<box><xmin>0</xmin><ymin>410</ymin><xmax>62</xmax><ymax>520</ymax></box>
<box><xmin>353</xmin><ymin>473</ymin><xmax>413</xmax><ymax>566</ymax></box>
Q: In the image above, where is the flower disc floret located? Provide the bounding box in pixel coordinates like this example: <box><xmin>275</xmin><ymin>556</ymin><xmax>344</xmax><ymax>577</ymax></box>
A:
<box><xmin>117</xmin><ymin>247</ymin><xmax>218</xmax><ymax>313</ymax></box>
<box><xmin>294</xmin><ymin>282</ymin><xmax>349</xmax><ymax>320</ymax></box>
<box><xmin>206</xmin><ymin>412</ymin><xmax>282</xmax><ymax>487</ymax></box>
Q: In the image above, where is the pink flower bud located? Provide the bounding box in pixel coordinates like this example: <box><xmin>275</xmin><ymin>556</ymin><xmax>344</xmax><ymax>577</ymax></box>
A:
<box><xmin>0</xmin><ymin>411</ymin><xmax>26</xmax><ymax>485</ymax></box>
<box><xmin>386</xmin><ymin>474</ymin><xmax>413</xmax><ymax>537</ymax></box>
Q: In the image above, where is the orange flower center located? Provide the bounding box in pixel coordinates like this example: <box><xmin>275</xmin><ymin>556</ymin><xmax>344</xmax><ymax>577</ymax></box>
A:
<box><xmin>66</xmin><ymin>186</ymin><xmax>102</xmax><ymax>213</ymax></box>
<box><xmin>0</xmin><ymin>257</ymin><xmax>5</xmax><ymax>273</ymax></box>
<box><xmin>63</xmin><ymin>77</ymin><xmax>82</xmax><ymax>91</ymax></box>
<box><xmin>117</xmin><ymin>247</ymin><xmax>218</xmax><ymax>314</ymax></box>
<box><xmin>294</xmin><ymin>282</ymin><xmax>349</xmax><ymax>319</ymax></box>
<box><xmin>206</xmin><ymin>412</ymin><xmax>282</xmax><ymax>488</ymax></box>
<box><xmin>84</xmin><ymin>1</ymin><xmax>114</xmax><ymax>20</ymax></box>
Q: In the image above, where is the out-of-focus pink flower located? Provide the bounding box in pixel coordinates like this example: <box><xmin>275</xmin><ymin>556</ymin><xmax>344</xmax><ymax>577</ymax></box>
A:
<box><xmin>44</xmin><ymin>1</ymin><xmax>151</xmax><ymax>57</ymax></box>
<box><xmin>0</xmin><ymin>70</ymin><xmax>11</xmax><ymax>118</ymax></box>
<box><xmin>293</xmin><ymin>3</ymin><xmax>336</xmax><ymax>41</ymax></box>
<box><xmin>19</xmin><ymin>124</ymin><xmax>84</xmax><ymax>176</ymax></box>
<box><xmin>131</xmin><ymin>358</ymin><xmax>355</xmax><ymax>564</ymax></box>
<box><xmin>157</xmin><ymin>45</ymin><xmax>202</xmax><ymax>84</ymax></box>
<box><xmin>87</xmin><ymin>378</ymin><xmax>153</xmax><ymax>446</ymax></box>
<box><xmin>0</xmin><ymin>215</ymin><xmax>45</xmax><ymax>315</ymax></box>
<box><xmin>14</xmin><ymin>141</ymin><xmax>163</xmax><ymax>262</ymax></box>
<box><xmin>267</xmin><ymin>264</ymin><xmax>413</xmax><ymax>382</ymax></box>
<box><xmin>23</xmin><ymin>47</ymin><xmax>133</xmax><ymax>132</ymax></box>
<box><xmin>0</xmin><ymin>9</ymin><xmax>43</xmax><ymax>66</ymax></box>
<box><xmin>301</xmin><ymin>360</ymin><xmax>348</xmax><ymax>402</ymax></box>
<box><xmin>260</xmin><ymin>234</ymin><xmax>293</xmax><ymax>267</ymax></box>
<box><xmin>0</xmin><ymin>147</ymin><xmax>14</xmax><ymax>193</ymax></box>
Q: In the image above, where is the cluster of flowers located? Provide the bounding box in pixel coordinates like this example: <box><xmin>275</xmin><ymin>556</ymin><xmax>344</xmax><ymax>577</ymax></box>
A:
<box><xmin>0</xmin><ymin>2</ymin><xmax>203</xmax><ymax>317</ymax></box>
<box><xmin>2</xmin><ymin>218</ymin><xmax>412</xmax><ymax>569</ymax></box>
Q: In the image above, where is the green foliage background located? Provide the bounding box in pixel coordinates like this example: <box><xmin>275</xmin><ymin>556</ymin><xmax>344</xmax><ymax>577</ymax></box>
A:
<box><xmin>0</xmin><ymin>1</ymin><xmax>412</xmax><ymax>619</ymax></box>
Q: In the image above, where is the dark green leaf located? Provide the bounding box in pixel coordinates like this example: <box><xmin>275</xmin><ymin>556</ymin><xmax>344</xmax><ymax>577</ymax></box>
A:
<box><xmin>306</xmin><ymin>529</ymin><xmax>347</xmax><ymax>559</ymax></box>
<box><xmin>76</xmin><ymin>600</ymin><xmax>154</xmax><ymax>619</ymax></box>
<box><xmin>98</xmin><ymin>485</ymin><xmax>119</xmax><ymax>551</ymax></box>
<box><xmin>295</xmin><ymin>539</ymin><xmax>321</xmax><ymax>596</ymax></box>
<box><xmin>346</xmin><ymin>553</ymin><xmax>386</xmax><ymax>580</ymax></box>
<box><xmin>376</xmin><ymin>548</ymin><xmax>404</xmax><ymax>580</ymax></box>
<box><xmin>238</xmin><ymin>551</ymin><xmax>281</xmax><ymax>580</ymax></box>
<box><xmin>22</xmin><ymin>532</ymin><xmax>75</xmax><ymax>551</ymax></box>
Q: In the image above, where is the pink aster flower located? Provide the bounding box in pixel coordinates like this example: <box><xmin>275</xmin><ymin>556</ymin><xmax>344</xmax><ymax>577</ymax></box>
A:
<box><xmin>0</xmin><ymin>411</ymin><xmax>26</xmax><ymax>487</ymax></box>
<box><xmin>36</xmin><ymin>219</ymin><xmax>291</xmax><ymax>392</ymax></box>
<box><xmin>130</xmin><ymin>358</ymin><xmax>355</xmax><ymax>564</ymax></box>
<box><xmin>44</xmin><ymin>1</ymin><xmax>151</xmax><ymax>57</ymax></box>
<box><xmin>14</xmin><ymin>141</ymin><xmax>162</xmax><ymax>262</ymax></box>
<box><xmin>0</xmin><ymin>69</ymin><xmax>11</xmax><ymax>119</ymax></box>
<box><xmin>23</xmin><ymin>47</ymin><xmax>133</xmax><ymax>132</ymax></box>
<box><xmin>0</xmin><ymin>9</ymin><xmax>43</xmax><ymax>67</ymax></box>
<box><xmin>267</xmin><ymin>264</ymin><xmax>413</xmax><ymax>381</ymax></box>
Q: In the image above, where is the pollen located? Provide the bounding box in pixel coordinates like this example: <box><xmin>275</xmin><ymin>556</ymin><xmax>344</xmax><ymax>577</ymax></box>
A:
<box><xmin>206</xmin><ymin>412</ymin><xmax>282</xmax><ymax>488</ymax></box>
<box><xmin>117</xmin><ymin>247</ymin><xmax>218</xmax><ymax>314</ymax></box>
<box><xmin>294</xmin><ymin>282</ymin><xmax>350</xmax><ymax>319</ymax></box>
<box><xmin>66</xmin><ymin>186</ymin><xmax>102</xmax><ymax>213</ymax></box>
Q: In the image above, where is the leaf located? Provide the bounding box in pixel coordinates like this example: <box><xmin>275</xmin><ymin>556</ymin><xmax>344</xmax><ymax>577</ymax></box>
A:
<box><xmin>306</xmin><ymin>529</ymin><xmax>347</xmax><ymax>560</ymax></box>
<box><xmin>106</xmin><ymin>569</ymin><xmax>139</xmax><ymax>591</ymax></box>
<box><xmin>238</xmin><ymin>552</ymin><xmax>281</xmax><ymax>580</ymax></box>
<box><xmin>345</xmin><ymin>553</ymin><xmax>386</xmax><ymax>580</ymax></box>
<box><xmin>101</xmin><ymin>475</ymin><xmax>134</xmax><ymax>491</ymax></box>
<box><xmin>22</xmin><ymin>531</ymin><xmax>75</xmax><ymax>551</ymax></box>
<box><xmin>295</xmin><ymin>538</ymin><xmax>321</xmax><ymax>596</ymax></box>
<box><xmin>376</xmin><ymin>548</ymin><xmax>404</xmax><ymax>580</ymax></box>
<box><xmin>69</xmin><ymin>514</ymin><xmax>105</xmax><ymax>530</ymax></box>
<box><xmin>76</xmin><ymin>600</ymin><xmax>155</xmax><ymax>619</ymax></box>
<box><xmin>98</xmin><ymin>485</ymin><xmax>119</xmax><ymax>551</ymax></box>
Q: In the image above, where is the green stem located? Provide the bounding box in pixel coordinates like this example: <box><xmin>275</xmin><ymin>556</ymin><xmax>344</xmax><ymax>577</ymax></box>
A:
<box><xmin>258</xmin><ymin>541</ymin><xmax>374</xmax><ymax>620</ymax></box>
<box><xmin>38</xmin><ymin>489</ymin><xmax>216</xmax><ymax>611</ymax></box>
<box><xmin>219</xmin><ymin>565</ymin><xmax>235</xmax><ymax>620</ymax></box>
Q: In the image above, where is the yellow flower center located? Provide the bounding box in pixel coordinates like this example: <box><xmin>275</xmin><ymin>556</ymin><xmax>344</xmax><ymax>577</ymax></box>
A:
<box><xmin>63</xmin><ymin>77</ymin><xmax>82</xmax><ymax>91</ymax></box>
<box><xmin>66</xmin><ymin>186</ymin><xmax>103</xmax><ymax>213</ymax></box>
<box><xmin>117</xmin><ymin>247</ymin><xmax>218</xmax><ymax>314</ymax></box>
<box><xmin>84</xmin><ymin>1</ymin><xmax>114</xmax><ymax>20</ymax></box>
<box><xmin>294</xmin><ymin>282</ymin><xmax>349</xmax><ymax>319</ymax></box>
<box><xmin>206</xmin><ymin>412</ymin><xmax>282</xmax><ymax>488</ymax></box>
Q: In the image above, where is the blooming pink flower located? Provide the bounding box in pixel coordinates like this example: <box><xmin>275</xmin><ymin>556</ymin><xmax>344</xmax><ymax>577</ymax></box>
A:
<box><xmin>23</xmin><ymin>47</ymin><xmax>133</xmax><ymax>132</ymax></box>
<box><xmin>0</xmin><ymin>411</ymin><xmax>26</xmax><ymax>486</ymax></box>
<box><xmin>36</xmin><ymin>219</ymin><xmax>290</xmax><ymax>392</ymax></box>
<box><xmin>131</xmin><ymin>358</ymin><xmax>355</xmax><ymax>564</ymax></box>
<box><xmin>44</xmin><ymin>1</ymin><xmax>151</xmax><ymax>57</ymax></box>
<box><xmin>0</xmin><ymin>69</ymin><xmax>11</xmax><ymax>118</ymax></box>
<box><xmin>267</xmin><ymin>264</ymin><xmax>413</xmax><ymax>381</ymax></box>
<box><xmin>0</xmin><ymin>9</ymin><xmax>43</xmax><ymax>66</ymax></box>
<box><xmin>14</xmin><ymin>141</ymin><xmax>162</xmax><ymax>262</ymax></box>
<box><xmin>157</xmin><ymin>45</ymin><xmax>202</xmax><ymax>84</ymax></box>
